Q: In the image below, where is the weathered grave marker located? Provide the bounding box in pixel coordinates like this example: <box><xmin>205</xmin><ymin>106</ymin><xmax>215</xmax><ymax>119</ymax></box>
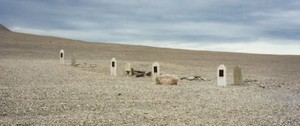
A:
<box><xmin>110</xmin><ymin>57</ymin><xmax>117</xmax><ymax>76</ymax></box>
<box><xmin>59</xmin><ymin>49</ymin><xmax>64</xmax><ymax>64</ymax></box>
<box><xmin>217</xmin><ymin>64</ymin><xmax>227</xmax><ymax>86</ymax></box>
<box><xmin>152</xmin><ymin>62</ymin><xmax>160</xmax><ymax>80</ymax></box>
<box><xmin>71</xmin><ymin>53</ymin><xmax>76</xmax><ymax>66</ymax></box>
<box><xmin>124</xmin><ymin>62</ymin><xmax>132</xmax><ymax>76</ymax></box>
<box><xmin>233</xmin><ymin>65</ymin><xmax>243</xmax><ymax>85</ymax></box>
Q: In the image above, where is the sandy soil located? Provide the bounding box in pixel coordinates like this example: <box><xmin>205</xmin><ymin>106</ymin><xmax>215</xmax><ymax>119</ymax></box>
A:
<box><xmin>0</xmin><ymin>29</ymin><xmax>300</xmax><ymax>125</ymax></box>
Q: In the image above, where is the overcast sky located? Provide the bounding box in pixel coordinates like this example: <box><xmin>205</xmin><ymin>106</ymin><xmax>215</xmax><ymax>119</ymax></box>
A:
<box><xmin>1</xmin><ymin>0</ymin><xmax>300</xmax><ymax>55</ymax></box>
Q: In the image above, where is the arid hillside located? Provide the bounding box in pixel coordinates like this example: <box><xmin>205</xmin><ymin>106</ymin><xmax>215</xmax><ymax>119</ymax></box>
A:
<box><xmin>0</xmin><ymin>24</ymin><xmax>299</xmax><ymax>125</ymax></box>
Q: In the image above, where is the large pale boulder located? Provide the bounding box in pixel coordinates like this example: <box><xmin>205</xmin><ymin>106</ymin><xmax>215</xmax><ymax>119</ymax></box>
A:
<box><xmin>156</xmin><ymin>74</ymin><xmax>179</xmax><ymax>85</ymax></box>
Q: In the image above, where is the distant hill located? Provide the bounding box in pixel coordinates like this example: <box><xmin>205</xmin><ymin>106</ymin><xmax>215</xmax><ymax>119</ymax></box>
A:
<box><xmin>0</xmin><ymin>23</ymin><xmax>298</xmax><ymax>62</ymax></box>
<box><xmin>0</xmin><ymin>24</ymin><xmax>11</xmax><ymax>32</ymax></box>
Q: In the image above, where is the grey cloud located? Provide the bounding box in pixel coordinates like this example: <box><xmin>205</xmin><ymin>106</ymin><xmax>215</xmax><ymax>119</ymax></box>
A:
<box><xmin>1</xmin><ymin>0</ymin><xmax>300</xmax><ymax>46</ymax></box>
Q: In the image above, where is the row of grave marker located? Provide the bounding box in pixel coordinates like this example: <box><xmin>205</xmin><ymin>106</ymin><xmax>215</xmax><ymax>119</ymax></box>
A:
<box><xmin>59</xmin><ymin>49</ymin><xmax>242</xmax><ymax>86</ymax></box>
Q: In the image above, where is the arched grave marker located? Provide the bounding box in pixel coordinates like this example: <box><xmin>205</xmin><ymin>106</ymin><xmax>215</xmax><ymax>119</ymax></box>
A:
<box><xmin>217</xmin><ymin>64</ymin><xmax>227</xmax><ymax>86</ymax></box>
<box><xmin>59</xmin><ymin>49</ymin><xmax>64</xmax><ymax>64</ymax></box>
<box><xmin>152</xmin><ymin>62</ymin><xmax>160</xmax><ymax>80</ymax></box>
<box><xmin>110</xmin><ymin>57</ymin><xmax>117</xmax><ymax>76</ymax></box>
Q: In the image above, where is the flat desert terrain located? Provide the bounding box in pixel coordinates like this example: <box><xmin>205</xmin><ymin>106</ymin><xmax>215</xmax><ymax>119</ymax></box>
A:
<box><xmin>0</xmin><ymin>27</ymin><xmax>300</xmax><ymax>125</ymax></box>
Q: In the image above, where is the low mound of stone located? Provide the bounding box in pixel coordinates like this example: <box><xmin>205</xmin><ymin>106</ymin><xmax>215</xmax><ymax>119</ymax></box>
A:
<box><xmin>156</xmin><ymin>74</ymin><xmax>179</xmax><ymax>85</ymax></box>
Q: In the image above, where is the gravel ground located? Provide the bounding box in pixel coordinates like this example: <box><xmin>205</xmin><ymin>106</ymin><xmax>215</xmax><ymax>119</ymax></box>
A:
<box><xmin>0</xmin><ymin>59</ymin><xmax>299</xmax><ymax>125</ymax></box>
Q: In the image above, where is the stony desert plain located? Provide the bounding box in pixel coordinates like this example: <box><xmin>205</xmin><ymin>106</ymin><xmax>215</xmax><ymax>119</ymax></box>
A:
<box><xmin>0</xmin><ymin>25</ymin><xmax>300</xmax><ymax>125</ymax></box>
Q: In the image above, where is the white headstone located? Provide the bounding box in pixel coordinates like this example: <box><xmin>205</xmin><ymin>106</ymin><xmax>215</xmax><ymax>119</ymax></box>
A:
<box><xmin>110</xmin><ymin>57</ymin><xmax>117</xmax><ymax>76</ymax></box>
<box><xmin>152</xmin><ymin>62</ymin><xmax>160</xmax><ymax>80</ymax></box>
<box><xmin>217</xmin><ymin>64</ymin><xmax>227</xmax><ymax>86</ymax></box>
<box><xmin>59</xmin><ymin>49</ymin><xmax>64</xmax><ymax>64</ymax></box>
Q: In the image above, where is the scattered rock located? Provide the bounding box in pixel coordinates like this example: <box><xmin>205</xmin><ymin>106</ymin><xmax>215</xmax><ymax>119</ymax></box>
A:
<box><xmin>180</xmin><ymin>76</ymin><xmax>208</xmax><ymax>81</ymax></box>
<box><xmin>259</xmin><ymin>84</ymin><xmax>265</xmax><ymax>88</ymax></box>
<box><xmin>243</xmin><ymin>79</ymin><xmax>267</xmax><ymax>88</ymax></box>
<box><xmin>123</xmin><ymin>63</ymin><xmax>151</xmax><ymax>77</ymax></box>
<box><xmin>156</xmin><ymin>74</ymin><xmax>179</xmax><ymax>85</ymax></box>
<box><xmin>244</xmin><ymin>79</ymin><xmax>258</xmax><ymax>83</ymax></box>
<box><xmin>135</xmin><ymin>72</ymin><xmax>145</xmax><ymax>77</ymax></box>
<box><xmin>145</xmin><ymin>71</ymin><xmax>151</xmax><ymax>76</ymax></box>
<box><xmin>243</xmin><ymin>79</ymin><xmax>259</xmax><ymax>85</ymax></box>
<box><xmin>132</xmin><ymin>70</ymin><xmax>151</xmax><ymax>77</ymax></box>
